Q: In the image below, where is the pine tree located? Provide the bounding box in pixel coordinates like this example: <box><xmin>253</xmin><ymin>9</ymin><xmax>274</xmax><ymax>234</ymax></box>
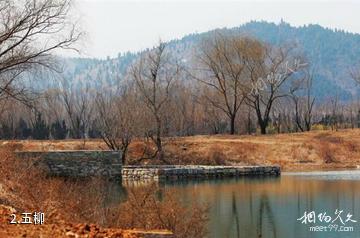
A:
<box><xmin>32</xmin><ymin>113</ymin><xmax>49</xmax><ymax>140</ymax></box>
<box><xmin>50</xmin><ymin>120</ymin><xmax>67</xmax><ymax>140</ymax></box>
<box><xmin>17</xmin><ymin>118</ymin><xmax>31</xmax><ymax>139</ymax></box>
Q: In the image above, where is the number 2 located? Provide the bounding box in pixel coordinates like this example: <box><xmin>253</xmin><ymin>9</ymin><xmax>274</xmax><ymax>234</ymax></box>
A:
<box><xmin>10</xmin><ymin>214</ymin><xmax>16</xmax><ymax>224</ymax></box>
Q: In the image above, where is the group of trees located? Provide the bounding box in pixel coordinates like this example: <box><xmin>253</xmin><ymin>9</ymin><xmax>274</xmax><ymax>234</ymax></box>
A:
<box><xmin>2</xmin><ymin>35</ymin><xmax>360</xmax><ymax>162</ymax></box>
<box><xmin>2</xmin><ymin>1</ymin><xmax>360</xmax><ymax>163</ymax></box>
<box><xmin>193</xmin><ymin>34</ymin><xmax>308</xmax><ymax>134</ymax></box>
<box><xmin>0</xmin><ymin>0</ymin><xmax>80</xmax><ymax>136</ymax></box>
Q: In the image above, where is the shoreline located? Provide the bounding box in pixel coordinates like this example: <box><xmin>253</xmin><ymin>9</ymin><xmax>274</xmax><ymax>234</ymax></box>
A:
<box><xmin>3</xmin><ymin>129</ymin><xmax>360</xmax><ymax>175</ymax></box>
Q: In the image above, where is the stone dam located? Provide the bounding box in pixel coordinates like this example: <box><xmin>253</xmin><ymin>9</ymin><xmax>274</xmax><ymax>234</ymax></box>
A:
<box><xmin>15</xmin><ymin>151</ymin><xmax>281</xmax><ymax>180</ymax></box>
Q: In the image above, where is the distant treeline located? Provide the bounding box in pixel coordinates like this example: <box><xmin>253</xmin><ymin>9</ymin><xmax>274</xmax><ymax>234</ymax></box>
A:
<box><xmin>3</xmin><ymin>109</ymin><xmax>360</xmax><ymax>141</ymax></box>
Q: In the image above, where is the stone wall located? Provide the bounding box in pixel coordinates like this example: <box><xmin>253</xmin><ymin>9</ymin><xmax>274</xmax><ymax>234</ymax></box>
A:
<box><xmin>15</xmin><ymin>151</ymin><xmax>122</xmax><ymax>179</ymax></box>
<box><xmin>122</xmin><ymin>165</ymin><xmax>280</xmax><ymax>181</ymax></box>
<box><xmin>15</xmin><ymin>151</ymin><xmax>280</xmax><ymax>181</ymax></box>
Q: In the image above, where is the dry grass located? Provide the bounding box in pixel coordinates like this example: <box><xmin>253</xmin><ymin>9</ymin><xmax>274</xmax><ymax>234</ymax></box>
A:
<box><xmin>116</xmin><ymin>184</ymin><xmax>208</xmax><ymax>238</ymax></box>
<box><xmin>166</xmin><ymin>130</ymin><xmax>360</xmax><ymax>170</ymax></box>
<box><xmin>0</xmin><ymin>145</ymin><xmax>207</xmax><ymax>238</ymax></box>
<box><xmin>3</xmin><ymin>128</ymin><xmax>360</xmax><ymax>171</ymax></box>
<box><xmin>0</xmin><ymin>144</ymin><xmax>111</xmax><ymax>223</ymax></box>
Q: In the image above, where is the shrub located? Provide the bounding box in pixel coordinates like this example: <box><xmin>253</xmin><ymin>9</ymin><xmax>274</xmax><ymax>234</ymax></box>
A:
<box><xmin>319</xmin><ymin>143</ymin><xmax>336</xmax><ymax>163</ymax></box>
<box><xmin>116</xmin><ymin>184</ymin><xmax>208</xmax><ymax>238</ymax></box>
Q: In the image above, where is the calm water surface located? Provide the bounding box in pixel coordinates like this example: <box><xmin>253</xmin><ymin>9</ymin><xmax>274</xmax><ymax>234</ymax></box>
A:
<box><xmin>148</xmin><ymin>170</ymin><xmax>360</xmax><ymax>238</ymax></box>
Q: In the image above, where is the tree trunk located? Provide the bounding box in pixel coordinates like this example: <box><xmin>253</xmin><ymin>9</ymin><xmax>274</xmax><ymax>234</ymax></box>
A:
<box><xmin>259</xmin><ymin>118</ymin><xmax>268</xmax><ymax>134</ymax></box>
<box><xmin>305</xmin><ymin>120</ymin><xmax>311</xmax><ymax>131</ymax></box>
<box><xmin>230</xmin><ymin>115</ymin><xmax>236</xmax><ymax>135</ymax></box>
<box><xmin>254</xmin><ymin>103</ymin><xmax>268</xmax><ymax>135</ymax></box>
<box><xmin>155</xmin><ymin>116</ymin><xmax>165</xmax><ymax>162</ymax></box>
<box><xmin>156</xmin><ymin>136</ymin><xmax>164</xmax><ymax>161</ymax></box>
<box><xmin>121</xmin><ymin>145</ymin><xmax>128</xmax><ymax>164</ymax></box>
<box><xmin>260</xmin><ymin>124</ymin><xmax>267</xmax><ymax>134</ymax></box>
<box><xmin>247</xmin><ymin>107</ymin><xmax>252</xmax><ymax>135</ymax></box>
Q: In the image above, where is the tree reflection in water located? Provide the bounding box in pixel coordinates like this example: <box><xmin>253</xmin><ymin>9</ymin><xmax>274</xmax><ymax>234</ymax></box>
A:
<box><xmin>232</xmin><ymin>193</ymin><xmax>241</xmax><ymax>238</ymax></box>
<box><xmin>257</xmin><ymin>192</ymin><xmax>277</xmax><ymax>238</ymax></box>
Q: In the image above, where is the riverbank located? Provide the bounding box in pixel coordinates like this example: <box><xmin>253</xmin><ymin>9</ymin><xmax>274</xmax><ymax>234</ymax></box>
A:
<box><xmin>0</xmin><ymin>148</ymin><xmax>174</xmax><ymax>238</ymax></box>
<box><xmin>0</xmin><ymin>147</ymin><xmax>210</xmax><ymax>238</ymax></box>
<box><xmin>5</xmin><ymin>129</ymin><xmax>360</xmax><ymax>171</ymax></box>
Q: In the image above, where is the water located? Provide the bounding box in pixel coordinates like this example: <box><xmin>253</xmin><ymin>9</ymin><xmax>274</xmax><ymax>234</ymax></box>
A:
<box><xmin>151</xmin><ymin>170</ymin><xmax>360</xmax><ymax>238</ymax></box>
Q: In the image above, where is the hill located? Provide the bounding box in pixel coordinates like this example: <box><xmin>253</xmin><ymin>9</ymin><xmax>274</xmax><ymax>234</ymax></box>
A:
<box><xmin>50</xmin><ymin>21</ymin><xmax>360</xmax><ymax>101</ymax></box>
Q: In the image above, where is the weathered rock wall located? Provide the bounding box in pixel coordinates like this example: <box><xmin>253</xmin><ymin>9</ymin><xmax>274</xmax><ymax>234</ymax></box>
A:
<box><xmin>122</xmin><ymin>165</ymin><xmax>280</xmax><ymax>181</ymax></box>
<box><xmin>15</xmin><ymin>151</ymin><xmax>280</xmax><ymax>182</ymax></box>
<box><xmin>15</xmin><ymin>151</ymin><xmax>122</xmax><ymax>179</ymax></box>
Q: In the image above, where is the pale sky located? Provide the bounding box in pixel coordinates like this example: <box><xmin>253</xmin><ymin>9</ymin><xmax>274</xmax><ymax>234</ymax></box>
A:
<box><xmin>69</xmin><ymin>0</ymin><xmax>360</xmax><ymax>58</ymax></box>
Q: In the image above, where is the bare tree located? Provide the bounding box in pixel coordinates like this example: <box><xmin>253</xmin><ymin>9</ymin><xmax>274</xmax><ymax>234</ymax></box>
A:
<box><xmin>350</xmin><ymin>66</ymin><xmax>360</xmax><ymax>128</ymax></box>
<box><xmin>95</xmin><ymin>88</ymin><xmax>137</xmax><ymax>164</ymax></box>
<box><xmin>330</xmin><ymin>93</ymin><xmax>339</xmax><ymax>131</ymax></box>
<box><xmin>347</xmin><ymin>97</ymin><xmax>358</xmax><ymax>129</ymax></box>
<box><xmin>43</xmin><ymin>89</ymin><xmax>65</xmax><ymax>124</ymax></box>
<box><xmin>197</xmin><ymin>86</ymin><xmax>227</xmax><ymax>134</ymax></box>
<box><xmin>290</xmin><ymin>70</ymin><xmax>315</xmax><ymax>131</ymax></box>
<box><xmin>245</xmin><ymin>104</ymin><xmax>255</xmax><ymax>135</ymax></box>
<box><xmin>59</xmin><ymin>80</ymin><xmax>93</xmax><ymax>139</ymax></box>
<box><xmin>0</xmin><ymin>0</ymin><xmax>81</xmax><ymax>104</ymax></box>
<box><xmin>243</xmin><ymin>40</ymin><xmax>307</xmax><ymax>134</ymax></box>
<box><xmin>167</xmin><ymin>81</ymin><xmax>197</xmax><ymax>136</ymax></box>
<box><xmin>131</xmin><ymin>42</ymin><xmax>179</xmax><ymax>162</ymax></box>
<box><xmin>194</xmin><ymin>33</ymin><xmax>247</xmax><ymax>134</ymax></box>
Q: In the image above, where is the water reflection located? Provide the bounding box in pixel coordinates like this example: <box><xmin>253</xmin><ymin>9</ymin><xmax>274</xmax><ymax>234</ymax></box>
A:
<box><xmin>227</xmin><ymin>193</ymin><xmax>240</xmax><ymax>238</ymax></box>
<box><xmin>257</xmin><ymin>192</ymin><xmax>277</xmax><ymax>238</ymax></box>
<box><xmin>157</xmin><ymin>171</ymin><xmax>360</xmax><ymax>238</ymax></box>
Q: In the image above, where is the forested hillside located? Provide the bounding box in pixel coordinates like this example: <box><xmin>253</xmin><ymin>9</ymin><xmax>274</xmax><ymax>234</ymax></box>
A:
<box><xmin>54</xmin><ymin>21</ymin><xmax>360</xmax><ymax>101</ymax></box>
<box><xmin>4</xmin><ymin>19</ymin><xmax>360</xmax><ymax>141</ymax></box>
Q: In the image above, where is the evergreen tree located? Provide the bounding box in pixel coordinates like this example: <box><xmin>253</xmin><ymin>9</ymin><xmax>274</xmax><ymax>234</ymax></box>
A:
<box><xmin>32</xmin><ymin>113</ymin><xmax>49</xmax><ymax>140</ymax></box>
<box><xmin>50</xmin><ymin>120</ymin><xmax>67</xmax><ymax>140</ymax></box>
<box><xmin>16</xmin><ymin>118</ymin><xmax>31</xmax><ymax>139</ymax></box>
<box><xmin>0</xmin><ymin>124</ymin><xmax>13</xmax><ymax>139</ymax></box>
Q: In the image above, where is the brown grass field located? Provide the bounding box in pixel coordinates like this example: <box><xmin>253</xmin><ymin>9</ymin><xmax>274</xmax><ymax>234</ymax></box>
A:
<box><xmin>3</xmin><ymin>129</ymin><xmax>360</xmax><ymax>171</ymax></box>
